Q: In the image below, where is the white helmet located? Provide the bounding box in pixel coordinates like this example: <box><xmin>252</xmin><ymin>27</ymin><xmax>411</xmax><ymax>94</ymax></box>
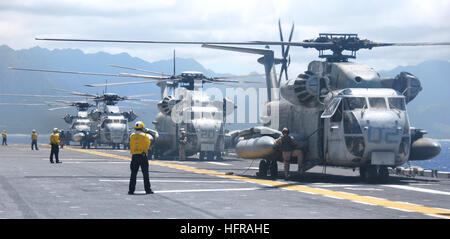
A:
<box><xmin>53</xmin><ymin>128</ymin><xmax>59</xmax><ymax>133</ymax></box>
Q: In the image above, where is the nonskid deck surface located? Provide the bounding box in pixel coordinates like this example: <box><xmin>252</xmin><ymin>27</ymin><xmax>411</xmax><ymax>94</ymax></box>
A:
<box><xmin>0</xmin><ymin>144</ymin><xmax>449</xmax><ymax>219</ymax></box>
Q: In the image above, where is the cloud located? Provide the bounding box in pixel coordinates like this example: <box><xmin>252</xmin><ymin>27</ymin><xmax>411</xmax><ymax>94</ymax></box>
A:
<box><xmin>1</xmin><ymin>0</ymin><xmax>449</xmax><ymax>74</ymax></box>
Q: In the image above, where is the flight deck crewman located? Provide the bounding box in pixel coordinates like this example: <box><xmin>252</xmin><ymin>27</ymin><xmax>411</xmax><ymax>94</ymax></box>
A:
<box><xmin>2</xmin><ymin>130</ymin><xmax>7</xmax><ymax>146</ymax></box>
<box><xmin>31</xmin><ymin>130</ymin><xmax>39</xmax><ymax>150</ymax></box>
<box><xmin>178</xmin><ymin>130</ymin><xmax>187</xmax><ymax>160</ymax></box>
<box><xmin>275</xmin><ymin>128</ymin><xmax>304</xmax><ymax>180</ymax></box>
<box><xmin>49</xmin><ymin>128</ymin><xmax>61</xmax><ymax>164</ymax></box>
<box><xmin>128</xmin><ymin>121</ymin><xmax>153</xmax><ymax>195</ymax></box>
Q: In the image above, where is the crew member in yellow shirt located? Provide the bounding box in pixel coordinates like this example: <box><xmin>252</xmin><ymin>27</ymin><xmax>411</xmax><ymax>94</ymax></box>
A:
<box><xmin>128</xmin><ymin>121</ymin><xmax>153</xmax><ymax>195</ymax></box>
<box><xmin>49</xmin><ymin>128</ymin><xmax>61</xmax><ymax>164</ymax></box>
<box><xmin>31</xmin><ymin>129</ymin><xmax>39</xmax><ymax>150</ymax></box>
<box><xmin>2</xmin><ymin>130</ymin><xmax>7</xmax><ymax>146</ymax></box>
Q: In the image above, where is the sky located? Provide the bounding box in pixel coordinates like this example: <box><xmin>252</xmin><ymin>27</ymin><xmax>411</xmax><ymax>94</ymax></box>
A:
<box><xmin>0</xmin><ymin>0</ymin><xmax>449</xmax><ymax>75</ymax></box>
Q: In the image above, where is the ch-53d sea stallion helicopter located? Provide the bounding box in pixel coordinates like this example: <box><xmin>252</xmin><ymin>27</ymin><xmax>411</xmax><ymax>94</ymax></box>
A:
<box><xmin>32</xmin><ymin>23</ymin><xmax>448</xmax><ymax>182</ymax></box>
<box><xmin>80</xmin><ymin>53</ymin><xmax>263</xmax><ymax>160</ymax></box>
<box><xmin>10</xmin><ymin>58</ymin><xmax>262</xmax><ymax>159</ymax></box>
<box><xmin>45</xmin><ymin>89</ymin><xmax>146</xmax><ymax>149</ymax></box>
<box><xmin>0</xmin><ymin>92</ymin><xmax>95</xmax><ymax>145</ymax></box>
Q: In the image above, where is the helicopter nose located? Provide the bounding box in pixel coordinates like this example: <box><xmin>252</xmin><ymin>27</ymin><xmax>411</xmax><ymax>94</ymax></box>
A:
<box><xmin>359</xmin><ymin>110</ymin><xmax>407</xmax><ymax>163</ymax></box>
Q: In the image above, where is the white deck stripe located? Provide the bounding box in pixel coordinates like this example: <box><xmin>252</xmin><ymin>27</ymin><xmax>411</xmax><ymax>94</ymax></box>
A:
<box><xmin>153</xmin><ymin>187</ymin><xmax>264</xmax><ymax>194</ymax></box>
<box><xmin>99</xmin><ymin>179</ymin><xmax>246</xmax><ymax>183</ymax></box>
<box><xmin>383</xmin><ymin>185</ymin><xmax>450</xmax><ymax>196</ymax></box>
<box><xmin>206</xmin><ymin>162</ymin><xmax>231</xmax><ymax>166</ymax></box>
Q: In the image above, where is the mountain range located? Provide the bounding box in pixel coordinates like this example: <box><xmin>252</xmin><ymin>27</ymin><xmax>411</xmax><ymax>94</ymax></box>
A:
<box><xmin>0</xmin><ymin>45</ymin><xmax>449</xmax><ymax>139</ymax></box>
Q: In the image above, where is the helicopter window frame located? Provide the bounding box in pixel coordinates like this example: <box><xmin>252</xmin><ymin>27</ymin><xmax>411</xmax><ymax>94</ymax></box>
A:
<box><xmin>368</xmin><ymin>97</ymin><xmax>387</xmax><ymax>110</ymax></box>
<box><xmin>342</xmin><ymin>97</ymin><xmax>367</xmax><ymax>111</ymax></box>
<box><xmin>321</xmin><ymin>97</ymin><xmax>342</xmax><ymax>119</ymax></box>
<box><xmin>388</xmin><ymin>97</ymin><xmax>406</xmax><ymax>111</ymax></box>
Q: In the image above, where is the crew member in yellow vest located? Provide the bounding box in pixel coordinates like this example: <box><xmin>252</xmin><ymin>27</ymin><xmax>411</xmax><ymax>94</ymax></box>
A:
<box><xmin>2</xmin><ymin>130</ymin><xmax>7</xmax><ymax>146</ymax></box>
<box><xmin>49</xmin><ymin>128</ymin><xmax>61</xmax><ymax>164</ymax></box>
<box><xmin>31</xmin><ymin>129</ymin><xmax>39</xmax><ymax>150</ymax></box>
<box><xmin>128</xmin><ymin>121</ymin><xmax>153</xmax><ymax>195</ymax></box>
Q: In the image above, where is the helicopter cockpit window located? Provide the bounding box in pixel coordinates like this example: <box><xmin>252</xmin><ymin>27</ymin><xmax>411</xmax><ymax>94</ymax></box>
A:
<box><xmin>369</xmin><ymin>97</ymin><xmax>387</xmax><ymax>109</ymax></box>
<box><xmin>343</xmin><ymin>97</ymin><xmax>366</xmax><ymax>111</ymax></box>
<box><xmin>344</xmin><ymin>112</ymin><xmax>362</xmax><ymax>134</ymax></box>
<box><xmin>331</xmin><ymin>101</ymin><xmax>342</xmax><ymax>122</ymax></box>
<box><xmin>320</xmin><ymin>97</ymin><xmax>341</xmax><ymax>118</ymax></box>
<box><xmin>388</xmin><ymin>97</ymin><xmax>406</xmax><ymax>111</ymax></box>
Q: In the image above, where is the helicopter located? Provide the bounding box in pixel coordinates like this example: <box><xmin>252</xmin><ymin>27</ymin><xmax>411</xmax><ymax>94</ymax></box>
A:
<box><xmin>32</xmin><ymin>21</ymin><xmax>449</xmax><ymax>183</ymax></box>
<box><xmin>49</xmin><ymin>100</ymin><xmax>95</xmax><ymax>146</ymax></box>
<box><xmin>9</xmin><ymin>60</ymin><xmax>261</xmax><ymax>158</ymax></box>
<box><xmin>77</xmin><ymin>53</ymin><xmax>263</xmax><ymax>160</ymax></box>
<box><xmin>0</xmin><ymin>93</ymin><xmax>95</xmax><ymax>145</ymax></box>
<box><xmin>46</xmin><ymin>89</ymin><xmax>148</xmax><ymax>149</ymax></box>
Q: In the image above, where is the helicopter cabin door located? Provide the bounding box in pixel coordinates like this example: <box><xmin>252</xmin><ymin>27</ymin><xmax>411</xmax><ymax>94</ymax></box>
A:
<box><xmin>321</xmin><ymin>97</ymin><xmax>346</xmax><ymax>162</ymax></box>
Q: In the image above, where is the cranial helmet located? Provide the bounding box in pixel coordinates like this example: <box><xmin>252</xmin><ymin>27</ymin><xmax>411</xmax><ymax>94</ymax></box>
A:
<box><xmin>134</xmin><ymin>121</ymin><xmax>145</xmax><ymax>130</ymax></box>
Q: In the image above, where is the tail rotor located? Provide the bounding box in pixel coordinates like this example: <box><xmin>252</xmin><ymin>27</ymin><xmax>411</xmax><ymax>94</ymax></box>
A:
<box><xmin>278</xmin><ymin>20</ymin><xmax>295</xmax><ymax>84</ymax></box>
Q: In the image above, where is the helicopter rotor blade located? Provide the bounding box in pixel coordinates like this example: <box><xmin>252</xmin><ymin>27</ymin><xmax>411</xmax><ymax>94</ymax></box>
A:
<box><xmin>0</xmin><ymin>93</ymin><xmax>81</xmax><ymax>98</ymax></box>
<box><xmin>284</xmin><ymin>22</ymin><xmax>295</xmax><ymax>82</ymax></box>
<box><xmin>210</xmin><ymin>73</ymin><xmax>264</xmax><ymax>81</ymax></box>
<box><xmin>48</xmin><ymin>106</ymin><xmax>72</xmax><ymax>111</ymax></box>
<box><xmin>127</xmin><ymin>93</ymin><xmax>159</xmax><ymax>98</ymax></box>
<box><xmin>109</xmin><ymin>64</ymin><xmax>171</xmax><ymax>76</ymax></box>
<box><xmin>138</xmin><ymin>99</ymin><xmax>160</xmax><ymax>102</ymax></box>
<box><xmin>117</xmin><ymin>73</ymin><xmax>170</xmax><ymax>80</ymax></box>
<box><xmin>0</xmin><ymin>103</ymin><xmax>48</xmax><ymax>106</ymax></box>
<box><xmin>35</xmin><ymin>37</ymin><xmax>450</xmax><ymax>49</ymax></box>
<box><xmin>85</xmin><ymin>80</ymin><xmax>159</xmax><ymax>87</ymax></box>
<box><xmin>8</xmin><ymin>67</ymin><xmax>119</xmax><ymax>77</ymax></box>
<box><xmin>9</xmin><ymin>66</ymin><xmax>170</xmax><ymax>82</ymax></box>
<box><xmin>202</xmin><ymin>79</ymin><xmax>254</xmax><ymax>89</ymax></box>
<box><xmin>123</xmin><ymin>100</ymin><xmax>152</xmax><ymax>106</ymax></box>
<box><xmin>52</xmin><ymin>88</ymin><xmax>99</xmax><ymax>98</ymax></box>
<box><xmin>368</xmin><ymin>42</ymin><xmax>450</xmax><ymax>47</ymax></box>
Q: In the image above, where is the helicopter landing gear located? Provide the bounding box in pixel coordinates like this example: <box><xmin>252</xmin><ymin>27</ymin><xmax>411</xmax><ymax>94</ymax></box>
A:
<box><xmin>360</xmin><ymin>165</ymin><xmax>390</xmax><ymax>184</ymax></box>
<box><xmin>257</xmin><ymin>159</ymin><xmax>278</xmax><ymax>178</ymax></box>
<box><xmin>215</xmin><ymin>151</ymin><xmax>222</xmax><ymax>161</ymax></box>
<box><xmin>199</xmin><ymin>151</ymin><xmax>216</xmax><ymax>161</ymax></box>
<box><xmin>269</xmin><ymin>160</ymin><xmax>278</xmax><ymax>179</ymax></box>
<box><xmin>207</xmin><ymin>151</ymin><xmax>214</xmax><ymax>161</ymax></box>
<box><xmin>257</xmin><ymin>159</ymin><xmax>268</xmax><ymax>178</ymax></box>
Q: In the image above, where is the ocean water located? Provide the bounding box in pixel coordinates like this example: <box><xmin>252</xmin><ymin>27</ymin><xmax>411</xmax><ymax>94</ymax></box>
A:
<box><xmin>407</xmin><ymin>140</ymin><xmax>450</xmax><ymax>172</ymax></box>
<box><xmin>2</xmin><ymin>134</ymin><xmax>449</xmax><ymax>171</ymax></box>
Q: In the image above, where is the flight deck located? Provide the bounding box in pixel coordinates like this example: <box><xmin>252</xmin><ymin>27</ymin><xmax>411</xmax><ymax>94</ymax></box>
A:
<box><xmin>0</xmin><ymin>143</ymin><xmax>449</xmax><ymax>219</ymax></box>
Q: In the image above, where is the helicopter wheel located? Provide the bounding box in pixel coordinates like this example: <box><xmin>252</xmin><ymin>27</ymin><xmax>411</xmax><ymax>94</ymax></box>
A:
<box><xmin>199</xmin><ymin>152</ymin><xmax>205</xmax><ymax>161</ymax></box>
<box><xmin>207</xmin><ymin>152</ymin><xmax>214</xmax><ymax>161</ymax></box>
<box><xmin>268</xmin><ymin>160</ymin><xmax>278</xmax><ymax>179</ymax></box>
<box><xmin>378</xmin><ymin>166</ymin><xmax>390</xmax><ymax>184</ymax></box>
<box><xmin>361</xmin><ymin>165</ymin><xmax>390</xmax><ymax>184</ymax></box>
<box><xmin>215</xmin><ymin>151</ymin><xmax>222</xmax><ymax>160</ymax></box>
<box><xmin>257</xmin><ymin>159</ymin><xmax>268</xmax><ymax>178</ymax></box>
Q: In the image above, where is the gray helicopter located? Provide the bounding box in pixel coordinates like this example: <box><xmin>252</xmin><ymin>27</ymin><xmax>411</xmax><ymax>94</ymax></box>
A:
<box><xmin>82</xmin><ymin>55</ymin><xmax>261</xmax><ymax>160</ymax></box>
<box><xmin>9</xmin><ymin>61</ymin><xmax>259</xmax><ymax>158</ymax></box>
<box><xmin>50</xmin><ymin>100</ymin><xmax>95</xmax><ymax>146</ymax></box>
<box><xmin>200</xmin><ymin>26</ymin><xmax>446</xmax><ymax>183</ymax></box>
<box><xmin>48</xmin><ymin>89</ymin><xmax>144</xmax><ymax>149</ymax></box>
<box><xmin>32</xmin><ymin>26</ymin><xmax>448</xmax><ymax>182</ymax></box>
<box><xmin>0</xmin><ymin>93</ymin><xmax>95</xmax><ymax>145</ymax></box>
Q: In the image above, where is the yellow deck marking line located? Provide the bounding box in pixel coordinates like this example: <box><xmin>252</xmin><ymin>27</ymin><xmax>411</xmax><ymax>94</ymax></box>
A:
<box><xmin>65</xmin><ymin>146</ymin><xmax>450</xmax><ymax>219</ymax></box>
